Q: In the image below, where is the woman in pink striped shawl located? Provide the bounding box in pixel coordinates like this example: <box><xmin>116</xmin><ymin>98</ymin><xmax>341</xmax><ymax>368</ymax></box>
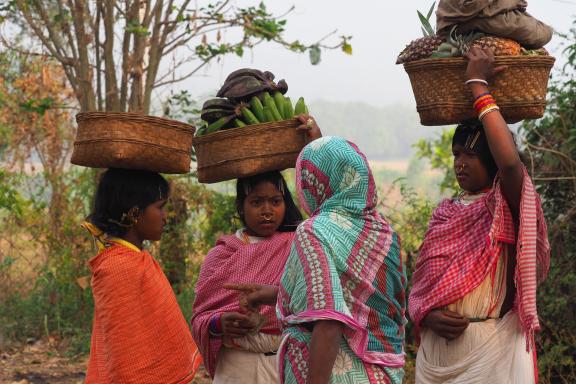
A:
<box><xmin>409</xmin><ymin>47</ymin><xmax>550</xmax><ymax>384</ymax></box>
<box><xmin>191</xmin><ymin>117</ymin><xmax>322</xmax><ymax>383</ymax></box>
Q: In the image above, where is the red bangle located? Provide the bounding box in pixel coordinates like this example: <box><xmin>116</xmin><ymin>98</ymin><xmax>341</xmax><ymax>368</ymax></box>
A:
<box><xmin>474</xmin><ymin>96</ymin><xmax>496</xmax><ymax>110</ymax></box>
<box><xmin>474</xmin><ymin>98</ymin><xmax>496</xmax><ymax>113</ymax></box>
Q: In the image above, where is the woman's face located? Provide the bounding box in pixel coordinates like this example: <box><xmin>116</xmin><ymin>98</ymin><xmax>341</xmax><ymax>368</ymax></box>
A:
<box><xmin>242</xmin><ymin>181</ymin><xmax>286</xmax><ymax>237</ymax></box>
<box><xmin>452</xmin><ymin>144</ymin><xmax>492</xmax><ymax>193</ymax></box>
<box><xmin>134</xmin><ymin>199</ymin><xmax>168</xmax><ymax>241</ymax></box>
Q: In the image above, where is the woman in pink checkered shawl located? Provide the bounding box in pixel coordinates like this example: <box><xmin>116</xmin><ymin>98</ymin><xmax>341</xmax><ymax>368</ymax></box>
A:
<box><xmin>191</xmin><ymin>171</ymin><xmax>301</xmax><ymax>383</ymax></box>
<box><xmin>191</xmin><ymin>117</ymin><xmax>322</xmax><ymax>383</ymax></box>
<box><xmin>408</xmin><ymin>47</ymin><xmax>550</xmax><ymax>384</ymax></box>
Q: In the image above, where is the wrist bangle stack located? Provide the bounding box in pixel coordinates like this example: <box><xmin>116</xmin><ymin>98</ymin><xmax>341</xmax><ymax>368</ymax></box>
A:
<box><xmin>209</xmin><ymin>314</ymin><xmax>223</xmax><ymax>336</ymax></box>
<box><xmin>473</xmin><ymin>92</ymin><xmax>500</xmax><ymax>121</ymax></box>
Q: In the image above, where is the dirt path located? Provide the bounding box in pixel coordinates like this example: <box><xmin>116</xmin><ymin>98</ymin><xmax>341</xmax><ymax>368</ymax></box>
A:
<box><xmin>0</xmin><ymin>340</ymin><xmax>212</xmax><ymax>384</ymax></box>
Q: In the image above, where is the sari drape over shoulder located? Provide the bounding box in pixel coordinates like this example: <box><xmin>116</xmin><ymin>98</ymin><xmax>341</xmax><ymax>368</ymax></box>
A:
<box><xmin>86</xmin><ymin>243</ymin><xmax>201</xmax><ymax>384</ymax></box>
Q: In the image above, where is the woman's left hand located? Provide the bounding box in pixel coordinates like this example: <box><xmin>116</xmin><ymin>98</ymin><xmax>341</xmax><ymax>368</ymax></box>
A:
<box><xmin>295</xmin><ymin>114</ymin><xmax>322</xmax><ymax>143</ymax></box>
<box><xmin>464</xmin><ymin>47</ymin><xmax>507</xmax><ymax>82</ymax></box>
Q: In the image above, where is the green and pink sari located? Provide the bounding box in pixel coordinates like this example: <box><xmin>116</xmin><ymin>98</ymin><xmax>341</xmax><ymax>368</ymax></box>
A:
<box><xmin>277</xmin><ymin>137</ymin><xmax>406</xmax><ymax>384</ymax></box>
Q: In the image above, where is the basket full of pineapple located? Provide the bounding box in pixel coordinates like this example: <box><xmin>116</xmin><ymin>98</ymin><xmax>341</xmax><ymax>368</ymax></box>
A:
<box><xmin>192</xmin><ymin>69</ymin><xmax>310</xmax><ymax>183</ymax></box>
<box><xmin>396</xmin><ymin>3</ymin><xmax>555</xmax><ymax>126</ymax></box>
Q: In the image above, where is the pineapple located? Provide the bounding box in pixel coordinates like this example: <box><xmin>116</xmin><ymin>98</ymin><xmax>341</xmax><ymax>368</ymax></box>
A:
<box><xmin>432</xmin><ymin>26</ymin><xmax>521</xmax><ymax>57</ymax></box>
<box><xmin>471</xmin><ymin>36</ymin><xmax>521</xmax><ymax>56</ymax></box>
<box><xmin>396</xmin><ymin>35</ymin><xmax>444</xmax><ymax>64</ymax></box>
<box><xmin>396</xmin><ymin>2</ymin><xmax>445</xmax><ymax>64</ymax></box>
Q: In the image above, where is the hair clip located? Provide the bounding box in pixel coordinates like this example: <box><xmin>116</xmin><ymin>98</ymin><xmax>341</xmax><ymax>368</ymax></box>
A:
<box><xmin>243</xmin><ymin>181</ymin><xmax>252</xmax><ymax>196</ymax></box>
<box><xmin>108</xmin><ymin>207</ymin><xmax>140</xmax><ymax>228</ymax></box>
<box><xmin>465</xmin><ymin>129</ymin><xmax>482</xmax><ymax>150</ymax></box>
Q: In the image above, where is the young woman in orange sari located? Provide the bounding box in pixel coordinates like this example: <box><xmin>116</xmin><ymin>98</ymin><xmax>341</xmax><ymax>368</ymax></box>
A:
<box><xmin>84</xmin><ymin>168</ymin><xmax>201</xmax><ymax>384</ymax></box>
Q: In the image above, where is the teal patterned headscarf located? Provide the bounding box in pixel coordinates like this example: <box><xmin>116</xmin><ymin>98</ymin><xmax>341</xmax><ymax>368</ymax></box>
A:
<box><xmin>296</xmin><ymin>136</ymin><xmax>378</xmax><ymax>216</ymax></box>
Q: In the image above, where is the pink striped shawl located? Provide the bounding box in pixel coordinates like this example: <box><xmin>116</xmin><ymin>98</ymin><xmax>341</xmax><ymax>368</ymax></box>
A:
<box><xmin>409</xmin><ymin>167</ymin><xmax>549</xmax><ymax>347</ymax></box>
<box><xmin>190</xmin><ymin>231</ymin><xmax>294</xmax><ymax>377</ymax></box>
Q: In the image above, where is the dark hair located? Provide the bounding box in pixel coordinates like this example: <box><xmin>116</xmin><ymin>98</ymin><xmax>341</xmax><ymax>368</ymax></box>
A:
<box><xmin>88</xmin><ymin>168</ymin><xmax>170</xmax><ymax>237</ymax></box>
<box><xmin>236</xmin><ymin>171</ymin><xmax>303</xmax><ymax>232</ymax></box>
<box><xmin>452</xmin><ymin>120</ymin><xmax>498</xmax><ymax>181</ymax></box>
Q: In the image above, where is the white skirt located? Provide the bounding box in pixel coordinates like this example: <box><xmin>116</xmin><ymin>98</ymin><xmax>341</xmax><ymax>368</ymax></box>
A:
<box><xmin>415</xmin><ymin>311</ymin><xmax>535</xmax><ymax>384</ymax></box>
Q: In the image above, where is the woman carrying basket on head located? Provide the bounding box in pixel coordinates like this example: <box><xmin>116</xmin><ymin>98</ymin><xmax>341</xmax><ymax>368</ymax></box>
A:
<box><xmin>191</xmin><ymin>115</ymin><xmax>321</xmax><ymax>383</ymax></box>
<box><xmin>409</xmin><ymin>47</ymin><xmax>550</xmax><ymax>384</ymax></box>
<box><xmin>83</xmin><ymin>169</ymin><xmax>202</xmax><ymax>384</ymax></box>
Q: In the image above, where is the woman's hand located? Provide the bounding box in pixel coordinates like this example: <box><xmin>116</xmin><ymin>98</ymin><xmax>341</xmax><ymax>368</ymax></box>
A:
<box><xmin>295</xmin><ymin>114</ymin><xmax>322</xmax><ymax>143</ymax></box>
<box><xmin>422</xmin><ymin>309</ymin><xmax>469</xmax><ymax>340</ymax></box>
<box><xmin>224</xmin><ymin>283</ymin><xmax>279</xmax><ymax>312</ymax></box>
<box><xmin>220</xmin><ymin>311</ymin><xmax>259</xmax><ymax>337</ymax></box>
<box><xmin>464</xmin><ymin>47</ymin><xmax>507</xmax><ymax>82</ymax></box>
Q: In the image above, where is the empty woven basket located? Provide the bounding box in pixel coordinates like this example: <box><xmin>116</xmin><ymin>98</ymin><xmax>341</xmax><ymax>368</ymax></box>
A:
<box><xmin>72</xmin><ymin>112</ymin><xmax>195</xmax><ymax>174</ymax></box>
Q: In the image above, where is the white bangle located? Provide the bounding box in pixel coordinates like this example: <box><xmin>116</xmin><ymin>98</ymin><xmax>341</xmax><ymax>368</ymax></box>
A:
<box><xmin>465</xmin><ymin>79</ymin><xmax>488</xmax><ymax>86</ymax></box>
<box><xmin>479</xmin><ymin>106</ymin><xmax>500</xmax><ymax>121</ymax></box>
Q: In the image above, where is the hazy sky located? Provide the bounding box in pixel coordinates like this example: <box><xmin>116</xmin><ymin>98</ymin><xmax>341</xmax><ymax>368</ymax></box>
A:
<box><xmin>174</xmin><ymin>1</ymin><xmax>575</xmax><ymax>107</ymax></box>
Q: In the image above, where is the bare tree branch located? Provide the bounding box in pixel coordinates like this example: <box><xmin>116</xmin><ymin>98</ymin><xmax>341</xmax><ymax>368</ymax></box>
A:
<box><xmin>103</xmin><ymin>0</ymin><xmax>120</xmax><ymax>110</ymax></box>
<box><xmin>68</xmin><ymin>0</ymin><xmax>96</xmax><ymax>111</ymax></box>
<box><xmin>94</xmin><ymin>0</ymin><xmax>103</xmax><ymax>110</ymax></box>
<box><xmin>120</xmin><ymin>0</ymin><xmax>136</xmax><ymax>111</ymax></box>
<box><xmin>143</xmin><ymin>0</ymin><xmax>165</xmax><ymax>112</ymax></box>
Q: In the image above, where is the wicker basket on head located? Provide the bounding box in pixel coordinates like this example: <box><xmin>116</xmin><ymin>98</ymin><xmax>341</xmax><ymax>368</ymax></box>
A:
<box><xmin>72</xmin><ymin>112</ymin><xmax>195</xmax><ymax>174</ymax></box>
<box><xmin>193</xmin><ymin>119</ymin><xmax>306</xmax><ymax>183</ymax></box>
<box><xmin>404</xmin><ymin>55</ymin><xmax>555</xmax><ymax>126</ymax></box>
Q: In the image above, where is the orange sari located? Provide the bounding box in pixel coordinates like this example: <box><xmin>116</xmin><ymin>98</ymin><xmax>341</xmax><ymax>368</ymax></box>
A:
<box><xmin>85</xmin><ymin>235</ymin><xmax>201</xmax><ymax>383</ymax></box>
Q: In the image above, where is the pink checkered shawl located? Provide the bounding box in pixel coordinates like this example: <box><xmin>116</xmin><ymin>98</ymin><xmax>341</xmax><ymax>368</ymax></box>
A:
<box><xmin>191</xmin><ymin>231</ymin><xmax>294</xmax><ymax>377</ymax></box>
<box><xmin>409</xmin><ymin>168</ymin><xmax>549</xmax><ymax>347</ymax></box>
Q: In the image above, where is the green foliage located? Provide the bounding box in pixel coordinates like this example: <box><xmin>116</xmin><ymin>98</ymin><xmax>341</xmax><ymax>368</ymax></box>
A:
<box><xmin>0</xmin><ymin>168</ymin><xmax>96</xmax><ymax>353</ymax></box>
<box><xmin>125</xmin><ymin>19</ymin><xmax>150</xmax><ymax>36</ymax></box>
<box><xmin>19</xmin><ymin>97</ymin><xmax>55</xmax><ymax>115</ymax></box>
<box><xmin>309</xmin><ymin>45</ymin><xmax>321</xmax><ymax>65</ymax></box>
<box><xmin>414</xmin><ymin>127</ymin><xmax>459</xmax><ymax>194</ymax></box>
<box><xmin>0</xmin><ymin>170</ymin><xmax>25</xmax><ymax>218</ymax></box>
<box><xmin>182</xmin><ymin>1</ymin><xmax>351</xmax><ymax>66</ymax></box>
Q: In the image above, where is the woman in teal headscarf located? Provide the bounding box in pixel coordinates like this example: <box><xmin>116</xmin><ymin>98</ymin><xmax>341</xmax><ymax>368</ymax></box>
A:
<box><xmin>229</xmin><ymin>136</ymin><xmax>407</xmax><ymax>384</ymax></box>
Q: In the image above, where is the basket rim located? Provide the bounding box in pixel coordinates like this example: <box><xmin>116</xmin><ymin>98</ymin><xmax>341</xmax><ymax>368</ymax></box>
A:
<box><xmin>415</xmin><ymin>99</ymin><xmax>547</xmax><ymax>109</ymax></box>
<box><xmin>404</xmin><ymin>55</ymin><xmax>556</xmax><ymax>70</ymax></box>
<box><xmin>196</xmin><ymin>149</ymin><xmax>302</xmax><ymax>171</ymax></box>
<box><xmin>73</xmin><ymin>138</ymin><xmax>192</xmax><ymax>155</ymax></box>
<box><xmin>76</xmin><ymin>111</ymin><xmax>195</xmax><ymax>132</ymax></box>
<box><xmin>192</xmin><ymin>118</ymin><xmax>300</xmax><ymax>144</ymax></box>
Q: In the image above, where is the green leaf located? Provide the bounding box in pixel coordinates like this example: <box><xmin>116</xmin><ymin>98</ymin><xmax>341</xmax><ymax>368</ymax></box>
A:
<box><xmin>426</xmin><ymin>1</ymin><xmax>436</xmax><ymax>20</ymax></box>
<box><xmin>417</xmin><ymin>10</ymin><xmax>435</xmax><ymax>37</ymax></box>
<box><xmin>309</xmin><ymin>45</ymin><xmax>321</xmax><ymax>65</ymax></box>
<box><xmin>342</xmin><ymin>42</ymin><xmax>352</xmax><ymax>55</ymax></box>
